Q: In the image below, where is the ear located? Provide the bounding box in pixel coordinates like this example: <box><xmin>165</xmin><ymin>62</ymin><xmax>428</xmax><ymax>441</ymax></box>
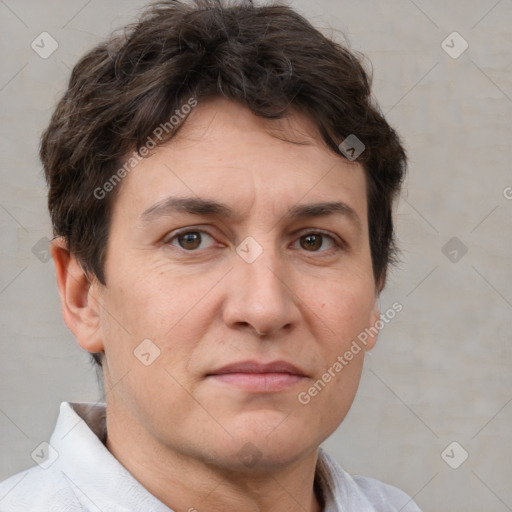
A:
<box><xmin>375</xmin><ymin>270</ymin><xmax>386</xmax><ymax>295</ymax></box>
<box><xmin>364</xmin><ymin>294</ymin><xmax>381</xmax><ymax>351</ymax></box>
<box><xmin>51</xmin><ymin>237</ymin><xmax>105</xmax><ymax>354</ymax></box>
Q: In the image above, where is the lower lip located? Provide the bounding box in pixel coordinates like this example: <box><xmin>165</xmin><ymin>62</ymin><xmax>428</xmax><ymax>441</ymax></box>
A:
<box><xmin>208</xmin><ymin>372</ymin><xmax>305</xmax><ymax>392</ymax></box>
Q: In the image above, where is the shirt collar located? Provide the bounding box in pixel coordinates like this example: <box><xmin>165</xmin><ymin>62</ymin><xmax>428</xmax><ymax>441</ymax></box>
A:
<box><xmin>50</xmin><ymin>402</ymin><xmax>172</xmax><ymax>512</ymax></box>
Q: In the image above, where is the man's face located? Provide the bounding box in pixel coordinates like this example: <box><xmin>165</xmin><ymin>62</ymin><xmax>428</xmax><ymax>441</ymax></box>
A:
<box><xmin>95</xmin><ymin>98</ymin><xmax>379</xmax><ymax>470</ymax></box>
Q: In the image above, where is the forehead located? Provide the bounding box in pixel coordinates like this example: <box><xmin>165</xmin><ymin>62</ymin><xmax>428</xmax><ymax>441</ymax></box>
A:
<box><xmin>113</xmin><ymin>98</ymin><xmax>367</xmax><ymax>225</ymax></box>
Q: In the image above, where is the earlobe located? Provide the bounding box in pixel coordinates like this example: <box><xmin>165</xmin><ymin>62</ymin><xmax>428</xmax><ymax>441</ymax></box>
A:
<box><xmin>376</xmin><ymin>272</ymin><xmax>386</xmax><ymax>295</ymax></box>
<box><xmin>51</xmin><ymin>237</ymin><xmax>104</xmax><ymax>354</ymax></box>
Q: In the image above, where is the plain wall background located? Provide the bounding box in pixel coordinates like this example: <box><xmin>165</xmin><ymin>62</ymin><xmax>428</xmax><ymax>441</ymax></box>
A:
<box><xmin>1</xmin><ymin>1</ymin><xmax>511</xmax><ymax>510</ymax></box>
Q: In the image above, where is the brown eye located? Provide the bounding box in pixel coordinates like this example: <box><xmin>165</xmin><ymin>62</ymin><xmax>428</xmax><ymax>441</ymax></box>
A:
<box><xmin>300</xmin><ymin>234</ymin><xmax>323</xmax><ymax>251</ymax></box>
<box><xmin>177</xmin><ymin>231</ymin><xmax>202</xmax><ymax>250</ymax></box>
<box><xmin>295</xmin><ymin>231</ymin><xmax>339</xmax><ymax>254</ymax></box>
<box><xmin>166</xmin><ymin>229</ymin><xmax>219</xmax><ymax>252</ymax></box>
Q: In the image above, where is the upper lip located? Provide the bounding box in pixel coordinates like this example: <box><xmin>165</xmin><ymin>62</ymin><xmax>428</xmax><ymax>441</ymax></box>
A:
<box><xmin>207</xmin><ymin>360</ymin><xmax>307</xmax><ymax>377</ymax></box>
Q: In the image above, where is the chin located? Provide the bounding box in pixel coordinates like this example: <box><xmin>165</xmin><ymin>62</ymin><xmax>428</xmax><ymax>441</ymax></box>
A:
<box><xmin>213</xmin><ymin>414</ymin><xmax>319</xmax><ymax>471</ymax></box>
<box><xmin>206</xmin><ymin>442</ymin><xmax>314</xmax><ymax>474</ymax></box>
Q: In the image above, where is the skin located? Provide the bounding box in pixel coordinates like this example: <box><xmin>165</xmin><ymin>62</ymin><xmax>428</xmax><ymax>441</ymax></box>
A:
<box><xmin>52</xmin><ymin>97</ymin><xmax>380</xmax><ymax>512</ymax></box>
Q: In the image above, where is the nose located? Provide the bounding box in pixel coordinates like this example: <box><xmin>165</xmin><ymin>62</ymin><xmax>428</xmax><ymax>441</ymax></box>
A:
<box><xmin>221</xmin><ymin>246</ymin><xmax>300</xmax><ymax>337</ymax></box>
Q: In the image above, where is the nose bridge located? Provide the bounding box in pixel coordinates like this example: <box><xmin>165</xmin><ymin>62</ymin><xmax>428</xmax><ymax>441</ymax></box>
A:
<box><xmin>224</xmin><ymin>239</ymin><xmax>298</xmax><ymax>335</ymax></box>
<box><xmin>239</xmin><ymin>242</ymin><xmax>288</xmax><ymax>307</ymax></box>
<box><xmin>245</xmin><ymin>248</ymin><xmax>284</xmax><ymax>299</ymax></box>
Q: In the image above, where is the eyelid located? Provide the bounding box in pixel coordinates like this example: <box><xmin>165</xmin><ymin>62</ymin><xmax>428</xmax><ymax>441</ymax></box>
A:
<box><xmin>162</xmin><ymin>226</ymin><xmax>345</xmax><ymax>252</ymax></box>
<box><xmin>292</xmin><ymin>228</ymin><xmax>344</xmax><ymax>248</ymax></box>
<box><xmin>163</xmin><ymin>226</ymin><xmax>219</xmax><ymax>247</ymax></box>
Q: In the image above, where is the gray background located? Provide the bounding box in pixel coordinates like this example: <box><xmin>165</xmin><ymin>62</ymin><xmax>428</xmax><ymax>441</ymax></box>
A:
<box><xmin>1</xmin><ymin>1</ymin><xmax>511</xmax><ymax>510</ymax></box>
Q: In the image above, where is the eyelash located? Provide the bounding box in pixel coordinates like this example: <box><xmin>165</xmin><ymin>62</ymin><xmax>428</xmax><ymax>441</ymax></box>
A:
<box><xmin>164</xmin><ymin>228</ymin><xmax>344</xmax><ymax>255</ymax></box>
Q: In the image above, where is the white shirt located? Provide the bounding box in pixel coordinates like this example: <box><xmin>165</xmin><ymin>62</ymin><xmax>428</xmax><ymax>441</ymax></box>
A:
<box><xmin>0</xmin><ymin>402</ymin><xmax>421</xmax><ymax>511</ymax></box>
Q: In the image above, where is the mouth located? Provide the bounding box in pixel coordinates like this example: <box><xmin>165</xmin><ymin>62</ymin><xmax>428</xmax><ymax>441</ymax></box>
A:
<box><xmin>206</xmin><ymin>360</ymin><xmax>308</xmax><ymax>392</ymax></box>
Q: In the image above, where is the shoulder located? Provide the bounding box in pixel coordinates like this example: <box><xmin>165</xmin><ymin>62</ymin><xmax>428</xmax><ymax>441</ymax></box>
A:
<box><xmin>353</xmin><ymin>475</ymin><xmax>422</xmax><ymax>512</ymax></box>
<box><xmin>316</xmin><ymin>449</ymin><xmax>422</xmax><ymax>512</ymax></box>
<box><xmin>0</xmin><ymin>466</ymin><xmax>83</xmax><ymax>512</ymax></box>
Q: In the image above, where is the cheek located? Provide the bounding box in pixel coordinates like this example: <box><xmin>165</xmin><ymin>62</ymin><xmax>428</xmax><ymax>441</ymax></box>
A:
<box><xmin>98</xmin><ymin>272</ymin><xmax>208</xmax><ymax>431</ymax></box>
<box><xmin>102</xmin><ymin>266</ymin><xmax>194</xmax><ymax>338</ymax></box>
<box><xmin>311</xmin><ymin>277</ymin><xmax>376</xmax><ymax>343</ymax></box>
<box><xmin>99</xmin><ymin>266</ymin><xmax>218</xmax><ymax>380</ymax></box>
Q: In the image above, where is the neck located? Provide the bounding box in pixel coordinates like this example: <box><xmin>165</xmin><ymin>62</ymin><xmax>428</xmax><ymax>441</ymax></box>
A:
<box><xmin>105</xmin><ymin>410</ymin><xmax>323</xmax><ymax>512</ymax></box>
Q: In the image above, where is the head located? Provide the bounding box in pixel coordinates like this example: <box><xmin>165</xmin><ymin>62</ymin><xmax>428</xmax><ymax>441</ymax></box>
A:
<box><xmin>44</xmin><ymin>0</ymin><xmax>406</xmax><ymax>471</ymax></box>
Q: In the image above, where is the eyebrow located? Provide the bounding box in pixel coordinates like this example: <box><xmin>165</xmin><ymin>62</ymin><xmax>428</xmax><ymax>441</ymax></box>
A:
<box><xmin>140</xmin><ymin>197</ymin><xmax>233</xmax><ymax>222</ymax></box>
<box><xmin>285</xmin><ymin>201</ymin><xmax>361</xmax><ymax>229</ymax></box>
<box><xmin>140</xmin><ymin>196</ymin><xmax>361</xmax><ymax>230</ymax></box>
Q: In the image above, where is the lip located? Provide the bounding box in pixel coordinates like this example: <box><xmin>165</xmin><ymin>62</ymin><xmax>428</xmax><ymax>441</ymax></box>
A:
<box><xmin>206</xmin><ymin>360</ymin><xmax>307</xmax><ymax>392</ymax></box>
<box><xmin>208</xmin><ymin>360</ymin><xmax>307</xmax><ymax>376</ymax></box>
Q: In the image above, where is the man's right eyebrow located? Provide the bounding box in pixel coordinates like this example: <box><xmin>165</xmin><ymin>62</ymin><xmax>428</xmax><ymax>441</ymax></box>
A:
<box><xmin>140</xmin><ymin>196</ymin><xmax>235</xmax><ymax>223</ymax></box>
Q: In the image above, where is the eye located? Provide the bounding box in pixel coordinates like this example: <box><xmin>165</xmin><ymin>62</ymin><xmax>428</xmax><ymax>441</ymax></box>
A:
<box><xmin>166</xmin><ymin>230</ymin><xmax>217</xmax><ymax>251</ymax></box>
<box><xmin>294</xmin><ymin>231</ymin><xmax>339</xmax><ymax>252</ymax></box>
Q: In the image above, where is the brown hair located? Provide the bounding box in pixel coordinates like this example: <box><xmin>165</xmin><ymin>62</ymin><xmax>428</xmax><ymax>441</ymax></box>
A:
<box><xmin>41</xmin><ymin>0</ymin><xmax>406</xmax><ymax>367</ymax></box>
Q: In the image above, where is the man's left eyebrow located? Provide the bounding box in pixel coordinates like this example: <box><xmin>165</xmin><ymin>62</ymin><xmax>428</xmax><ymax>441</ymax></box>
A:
<box><xmin>140</xmin><ymin>196</ymin><xmax>235</xmax><ymax>223</ymax></box>
<box><xmin>285</xmin><ymin>201</ymin><xmax>362</xmax><ymax>230</ymax></box>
